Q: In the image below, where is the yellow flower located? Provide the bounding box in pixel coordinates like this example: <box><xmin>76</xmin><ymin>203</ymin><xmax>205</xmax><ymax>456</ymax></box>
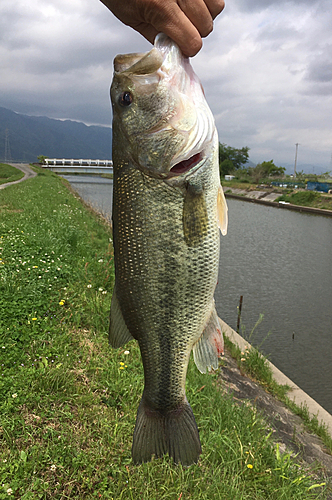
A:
<box><xmin>59</xmin><ymin>300</ymin><xmax>65</xmax><ymax>306</ymax></box>
<box><xmin>32</xmin><ymin>318</ymin><xmax>37</xmax><ymax>321</ymax></box>
<box><xmin>247</xmin><ymin>464</ymin><xmax>253</xmax><ymax>469</ymax></box>
<box><xmin>119</xmin><ymin>362</ymin><xmax>125</xmax><ymax>366</ymax></box>
<box><xmin>119</xmin><ymin>366</ymin><xmax>124</xmax><ymax>370</ymax></box>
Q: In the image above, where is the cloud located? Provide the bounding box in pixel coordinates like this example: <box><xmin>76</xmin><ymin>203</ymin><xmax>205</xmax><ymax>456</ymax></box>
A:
<box><xmin>235</xmin><ymin>0</ymin><xmax>320</xmax><ymax>13</ymax></box>
<box><xmin>0</xmin><ymin>0</ymin><xmax>331</xmax><ymax>170</ymax></box>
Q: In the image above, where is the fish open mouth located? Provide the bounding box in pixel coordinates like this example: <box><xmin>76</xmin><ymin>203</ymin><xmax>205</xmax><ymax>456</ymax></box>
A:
<box><xmin>168</xmin><ymin>152</ymin><xmax>203</xmax><ymax>177</ymax></box>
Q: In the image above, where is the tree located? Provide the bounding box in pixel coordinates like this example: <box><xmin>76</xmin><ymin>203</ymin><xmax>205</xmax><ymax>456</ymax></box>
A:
<box><xmin>219</xmin><ymin>159</ymin><xmax>235</xmax><ymax>177</ymax></box>
<box><xmin>219</xmin><ymin>143</ymin><xmax>250</xmax><ymax>176</ymax></box>
<box><xmin>248</xmin><ymin>160</ymin><xmax>285</xmax><ymax>183</ymax></box>
<box><xmin>37</xmin><ymin>155</ymin><xmax>48</xmax><ymax>165</ymax></box>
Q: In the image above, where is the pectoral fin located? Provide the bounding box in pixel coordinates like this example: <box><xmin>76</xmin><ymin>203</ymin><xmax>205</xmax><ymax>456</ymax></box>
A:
<box><xmin>193</xmin><ymin>304</ymin><xmax>224</xmax><ymax>374</ymax></box>
<box><xmin>183</xmin><ymin>184</ymin><xmax>208</xmax><ymax>247</ymax></box>
<box><xmin>109</xmin><ymin>287</ymin><xmax>134</xmax><ymax>348</ymax></box>
<box><xmin>217</xmin><ymin>185</ymin><xmax>228</xmax><ymax>236</ymax></box>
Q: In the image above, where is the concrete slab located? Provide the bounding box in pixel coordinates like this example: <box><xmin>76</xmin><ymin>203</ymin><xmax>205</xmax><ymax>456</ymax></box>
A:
<box><xmin>244</xmin><ymin>190</ymin><xmax>266</xmax><ymax>199</ymax></box>
<box><xmin>261</xmin><ymin>192</ymin><xmax>281</xmax><ymax>202</ymax></box>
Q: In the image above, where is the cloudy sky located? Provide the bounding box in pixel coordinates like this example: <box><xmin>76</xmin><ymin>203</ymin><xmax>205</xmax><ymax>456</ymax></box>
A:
<box><xmin>1</xmin><ymin>0</ymin><xmax>331</xmax><ymax>171</ymax></box>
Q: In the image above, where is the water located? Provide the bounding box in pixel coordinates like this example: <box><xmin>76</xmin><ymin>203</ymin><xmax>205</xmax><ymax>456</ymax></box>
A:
<box><xmin>63</xmin><ymin>175</ymin><xmax>113</xmax><ymax>222</ymax></box>
<box><xmin>214</xmin><ymin>199</ymin><xmax>332</xmax><ymax>414</ymax></box>
<box><xmin>64</xmin><ymin>175</ymin><xmax>332</xmax><ymax>414</ymax></box>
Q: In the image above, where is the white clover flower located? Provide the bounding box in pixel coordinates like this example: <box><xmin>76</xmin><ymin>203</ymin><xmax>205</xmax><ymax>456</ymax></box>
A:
<box><xmin>87</xmin><ymin>284</ymin><xmax>92</xmax><ymax>288</ymax></box>
<box><xmin>6</xmin><ymin>488</ymin><xmax>13</xmax><ymax>495</ymax></box>
<box><xmin>102</xmin><ymin>291</ymin><xmax>107</xmax><ymax>294</ymax></box>
<box><xmin>98</xmin><ymin>287</ymin><xmax>103</xmax><ymax>292</ymax></box>
<box><xmin>98</xmin><ymin>259</ymin><xmax>103</xmax><ymax>263</ymax></box>
<box><xmin>50</xmin><ymin>464</ymin><xmax>57</xmax><ymax>471</ymax></box>
<box><xmin>12</xmin><ymin>393</ymin><xmax>18</xmax><ymax>398</ymax></box>
<box><xmin>124</xmin><ymin>350</ymin><xmax>130</xmax><ymax>355</ymax></box>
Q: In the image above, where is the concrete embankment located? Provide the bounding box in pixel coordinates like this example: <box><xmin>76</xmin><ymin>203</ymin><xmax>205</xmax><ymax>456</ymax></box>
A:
<box><xmin>220</xmin><ymin>318</ymin><xmax>332</xmax><ymax>435</ymax></box>
<box><xmin>220</xmin><ymin>319</ymin><xmax>332</xmax><ymax>478</ymax></box>
<box><xmin>224</xmin><ymin>189</ymin><xmax>332</xmax><ymax>217</ymax></box>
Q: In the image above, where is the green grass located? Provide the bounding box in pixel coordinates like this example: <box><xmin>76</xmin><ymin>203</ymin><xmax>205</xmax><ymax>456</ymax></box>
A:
<box><xmin>0</xmin><ymin>164</ymin><xmax>25</xmax><ymax>185</ymax></box>
<box><xmin>276</xmin><ymin>191</ymin><xmax>332</xmax><ymax>210</ymax></box>
<box><xmin>221</xmin><ymin>180</ymin><xmax>254</xmax><ymax>190</ymax></box>
<box><xmin>0</xmin><ymin>167</ymin><xmax>329</xmax><ymax>499</ymax></box>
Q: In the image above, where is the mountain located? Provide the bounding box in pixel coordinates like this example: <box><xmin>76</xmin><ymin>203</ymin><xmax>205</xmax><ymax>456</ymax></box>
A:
<box><xmin>0</xmin><ymin>107</ymin><xmax>112</xmax><ymax>162</ymax></box>
<box><xmin>279</xmin><ymin>162</ymin><xmax>330</xmax><ymax>176</ymax></box>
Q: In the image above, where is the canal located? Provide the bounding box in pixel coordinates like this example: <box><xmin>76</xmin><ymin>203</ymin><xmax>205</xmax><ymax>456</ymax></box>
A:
<box><xmin>63</xmin><ymin>175</ymin><xmax>332</xmax><ymax>414</ymax></box>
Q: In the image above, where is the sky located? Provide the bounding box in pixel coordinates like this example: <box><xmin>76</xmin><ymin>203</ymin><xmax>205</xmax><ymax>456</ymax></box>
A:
<box><xmin>1</xmin><ymin>0</ymin><xmax>332</xmax><ymax>172</ymax></box>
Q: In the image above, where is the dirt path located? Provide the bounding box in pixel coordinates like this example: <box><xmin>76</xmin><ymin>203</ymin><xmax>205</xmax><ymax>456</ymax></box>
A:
<box><xmin>0</xmin><ymin>163</ymin><xmax>37</xmax><ymax>190</ymax></box>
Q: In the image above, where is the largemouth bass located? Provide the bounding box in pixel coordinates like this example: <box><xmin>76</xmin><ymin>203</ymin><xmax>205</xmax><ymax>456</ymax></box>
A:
<box><xmin>109</xmin><ymin>33</ymin><xmax>228</xmax><ymax>465</ymax></box>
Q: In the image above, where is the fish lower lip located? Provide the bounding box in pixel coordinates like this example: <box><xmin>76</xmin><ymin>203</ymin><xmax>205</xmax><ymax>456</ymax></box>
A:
<box><xmin>169</xmin><ymin>152</ymin><xmax>203</xmax><ymax>177</ymax></box>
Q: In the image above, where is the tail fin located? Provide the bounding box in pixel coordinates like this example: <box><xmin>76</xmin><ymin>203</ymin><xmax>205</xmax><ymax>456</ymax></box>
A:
<box><xmin>132</xmin><ymin>397</ymin><xmax>201</xmax><ymax>466</ymax></box>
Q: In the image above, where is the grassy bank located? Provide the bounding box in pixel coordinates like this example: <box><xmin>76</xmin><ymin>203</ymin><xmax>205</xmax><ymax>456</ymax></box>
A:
<box><xmin>222</xmin><ymin>179</ymin><xmax>332</xmax><ymax>211</ymax></box>
<box><xmin>0</xmin><ymin>167</ymin><xmax>328</xmax><ymax>499</ymax></box>
<box><xmin>276</xmin><ymin>191</ymin><xmax>332</xmax><ymax>211</ymax></box>
<box><xmin>0</xmin><ymin>164</ymin><xmax>25</xmax><ymax>185</ymax></box>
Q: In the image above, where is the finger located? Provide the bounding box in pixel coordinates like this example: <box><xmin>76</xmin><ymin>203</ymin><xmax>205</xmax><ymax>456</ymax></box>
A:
<box><xmin>141</xmin><ymin>3</ymin><xmax>203</xmax><ymax>56</ymax></box>
<box><xmin>204</xmin><ymin>0</ymin><xmax>225</xmax><ymax>20</ymax></box>
<box><xmin>178</xmin><ymin>0</ymin><xmax>213</xmax><ymax>38</ymax></box>
<box><xmin>134</xmin><ymin>22</ymin><xmax>159</xmax><ymax>45</ymax></box>
<box><xmin>153</xmin><ymin>10</ymin><xmax>203</xmax><ymax>56</ymax></box>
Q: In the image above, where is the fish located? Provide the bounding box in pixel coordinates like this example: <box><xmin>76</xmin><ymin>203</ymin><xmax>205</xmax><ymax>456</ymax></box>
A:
<box><xmin>109</xmin><ymin>33</ymin><xmax>228</xmax><ymax>466</ymax></box>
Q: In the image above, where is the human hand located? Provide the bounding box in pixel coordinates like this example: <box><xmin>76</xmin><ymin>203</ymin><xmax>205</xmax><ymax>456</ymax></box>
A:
<box><xmin>100</xmin><ymin>0</ymin><xmax>225</xmax><ymax>56</ymax></box>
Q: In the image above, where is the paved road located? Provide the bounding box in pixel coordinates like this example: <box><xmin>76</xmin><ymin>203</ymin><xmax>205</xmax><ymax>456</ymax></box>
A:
<box><xmin>0</xmin><ymin>163</ymin><xmax>37</xmax><ymax>190</ymax></box>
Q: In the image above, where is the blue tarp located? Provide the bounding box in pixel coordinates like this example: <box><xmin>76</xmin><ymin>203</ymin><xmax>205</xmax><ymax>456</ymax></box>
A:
<box><xmin>307</xmin><ymin>181</ymin><xmax>332</xmax><ymax>193</ymax></box>
<box><xmin>271</xmin><ymin>181</ymin><xmax>306</xmax><ymax>189</ymax></box>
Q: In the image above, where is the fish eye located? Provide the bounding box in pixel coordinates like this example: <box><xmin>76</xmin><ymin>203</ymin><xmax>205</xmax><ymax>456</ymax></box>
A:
<box><xmin>119</xmin><ymin>91</ymin><xmax>133</xmax><ymax>107</ymax></box>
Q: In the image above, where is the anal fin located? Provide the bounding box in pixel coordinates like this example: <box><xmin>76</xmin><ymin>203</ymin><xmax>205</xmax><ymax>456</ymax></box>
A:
<box><xmin>193</xmin><ymin>303</ymin><xmax>224</xmax><ymax>374</ymax></box>
<box><xmin>109</xmin><ymin>286</ymin><xmax>134</xmax><ymax>348</ymax></box>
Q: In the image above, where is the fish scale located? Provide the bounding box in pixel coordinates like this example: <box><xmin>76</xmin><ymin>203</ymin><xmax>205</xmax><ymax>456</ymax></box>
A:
<box><xmin>109</xmin><ymin>33</ymin><xmax>228</xmax><ymax>465</ymax></box>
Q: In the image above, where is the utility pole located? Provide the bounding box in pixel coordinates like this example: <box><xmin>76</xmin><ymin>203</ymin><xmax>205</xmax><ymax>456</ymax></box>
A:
<box><xmin>294</xmin><ymin>143</ymin><xmax>299</xmax><ymax>177</ymax></box>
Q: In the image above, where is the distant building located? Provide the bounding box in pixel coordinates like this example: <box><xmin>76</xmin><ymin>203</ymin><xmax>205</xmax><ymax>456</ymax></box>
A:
<box><xmin>225</xmin><ymin>175</ymin><xmax>235</xmax><ymax>181</ymax></box>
